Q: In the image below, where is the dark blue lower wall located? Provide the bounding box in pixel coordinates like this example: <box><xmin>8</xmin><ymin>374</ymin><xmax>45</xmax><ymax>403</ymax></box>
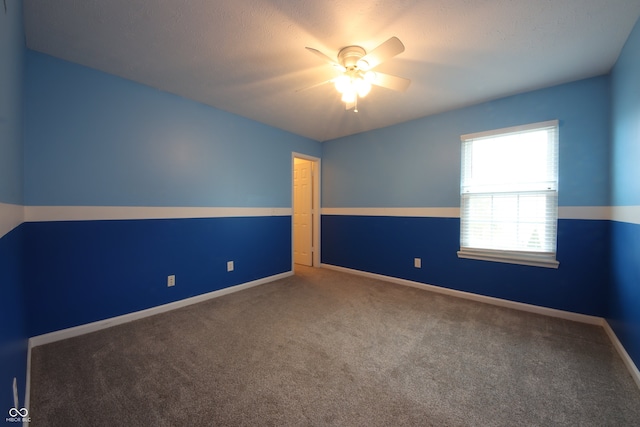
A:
<box><xmin>8</xmin><ymin>214</ymin><xmax>639</xmax><ymax>393</ymax></box>
<box><xmin>322</xmin><ymin>215</ymin><xmax>609</xmax><ymax>316</ymax></box>
<box><xmin>24</xmin><ymin>216</ymin><xmax>291</xmax><ymax>336</ymax></box>
<box><xmin>609</xmin><ymin>220</ymin><xmax>640</xmax><ymax>368</ymax></box>
<box><xmin>0</xmin><ymin>225</ymin><xmax>28</xmax><ymax>410</ymax></box>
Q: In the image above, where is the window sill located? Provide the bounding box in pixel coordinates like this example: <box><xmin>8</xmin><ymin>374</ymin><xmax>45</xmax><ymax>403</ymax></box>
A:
<box><xmin>457</xmin><ymin>249</ymin><xmax>559</xmax><ymax>269</ymax></box>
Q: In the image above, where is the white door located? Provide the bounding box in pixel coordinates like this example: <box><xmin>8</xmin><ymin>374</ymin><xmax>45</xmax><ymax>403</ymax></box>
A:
<box><xmin>294</xmin><ymin>158</ymin><xmax>313</xmax><ymax>266</ymax></box>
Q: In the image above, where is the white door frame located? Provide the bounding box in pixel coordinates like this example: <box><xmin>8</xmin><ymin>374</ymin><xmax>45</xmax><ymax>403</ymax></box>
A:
<box><xmin>292</xmin><ymin>152</ymin><xmax>321</xmax><ymax>269</ymax></box>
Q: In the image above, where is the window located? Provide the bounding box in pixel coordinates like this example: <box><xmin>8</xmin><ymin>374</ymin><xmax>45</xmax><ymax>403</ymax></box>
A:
<box><xmin>458</xmin><ymin>120</ymin><xmax>559</xmax><ymax>268</ymax></box>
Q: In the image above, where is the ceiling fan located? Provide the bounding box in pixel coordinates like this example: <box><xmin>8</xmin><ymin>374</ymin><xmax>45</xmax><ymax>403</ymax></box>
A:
<box><xmin>301</xmin><ymin>37</ymin><xmax>411</xmax><ymax>112</ymax></box>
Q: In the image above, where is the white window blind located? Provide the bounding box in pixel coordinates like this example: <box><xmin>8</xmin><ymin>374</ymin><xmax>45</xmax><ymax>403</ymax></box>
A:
<box><xmin>458</xmin><ymin>120</ymin><xmax>559</xmax><ymax>268</ymax></box>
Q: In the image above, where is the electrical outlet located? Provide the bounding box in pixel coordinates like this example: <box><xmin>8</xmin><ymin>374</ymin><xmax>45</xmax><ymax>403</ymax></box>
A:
<box><xmin>167</xmin><ymin>275</ymin><xmax>175</xmax><ymax>287</ymax></box>
<box><xmin>414</xmin><ymin>258</ymin><xmax>422</xmax><ymax>268</ymax></box>
<box><xmin>227</xmin><ymin>261</ymin><xmax>234</xmax><ymax>272</ymax></box>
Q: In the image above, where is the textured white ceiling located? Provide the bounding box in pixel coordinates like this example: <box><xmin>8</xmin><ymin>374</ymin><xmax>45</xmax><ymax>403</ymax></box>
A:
<box><xmin>24</xmin><ymin>0</ymin><xmax>640</xmax><ymax>141</ymax></box>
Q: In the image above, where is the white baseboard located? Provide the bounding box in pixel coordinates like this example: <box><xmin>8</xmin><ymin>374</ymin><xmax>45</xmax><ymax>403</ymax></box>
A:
<box><xmin>320</xmin><ymin>263</ymin><xmax>602</xmax><ymax>324</ymax></box>
<box><xmin>602</xmin><ymin>321</ymin><xmax>640</xmax><ymax>390</ymax></box>
<box><xmin>29</xmin><ymin>271</ymin><xmax>293</xmax><ymax>348</ymax></box>
<box><xmin>24</xmin><ymin>265</ymin><xmax>640</xmax><ymax>403</ymax></box>
<box><xmin>320</xmin><ymin>263</ymin><xmax>640</xmax><ymax>390</ymax></box>
<box><xmin>23</xmin><ymin>343</ymin><xmax>31</xmax><ymax>427</ymax></box>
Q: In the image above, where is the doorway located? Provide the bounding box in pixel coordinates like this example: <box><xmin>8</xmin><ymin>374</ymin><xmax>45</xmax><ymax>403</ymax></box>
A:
<box><xmin>292</xmin><ymin>153</ymin><xmax>320</xmax><ymax>269</ymax></box>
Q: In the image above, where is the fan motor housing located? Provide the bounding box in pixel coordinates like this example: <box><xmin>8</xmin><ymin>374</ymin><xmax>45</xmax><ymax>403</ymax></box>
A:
<box><xmin>338</xmin><ymin>46</ymin><xmax>366</xmax><ymax>69</ymax></box>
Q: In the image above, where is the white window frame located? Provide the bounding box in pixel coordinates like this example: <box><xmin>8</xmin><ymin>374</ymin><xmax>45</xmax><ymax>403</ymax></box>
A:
<box><xmin>457</xmin><ymin>120</ymin><xmax>560</xmax><ymax>269</ymax></box>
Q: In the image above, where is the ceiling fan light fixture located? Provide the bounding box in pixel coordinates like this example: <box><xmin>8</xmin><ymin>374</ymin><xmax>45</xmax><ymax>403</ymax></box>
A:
<box><xmin>304</xmin><ymin>37</ymin><xmax>409</xmax><ymax>112</ymax></box>
<box><xmin>354</xmin><ymin>77</ymin><xmax>371</xmax><ymax>97</ymax></box>
<box><xmin>356</xmin><ymin>59</ymin><xmax>370</xmax><ymax>70</ymax></box>
<box><xmin>341</xmin><ymin>87</ymin><xmax>356</xmax><ymax>103</ymax></box>
<box><xmin>334</xmin><ymin>75</ymin><xmax>350</xmax><ymax>93</ymax></box>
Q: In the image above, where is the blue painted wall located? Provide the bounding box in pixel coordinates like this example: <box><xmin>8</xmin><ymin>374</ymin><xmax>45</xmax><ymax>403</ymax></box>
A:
<box><xmin>322</xmin><ymin>216</ymin><xmax>609</xmax><ymax>316</ymax></box>
<box><xmin>322</xmin><ymin>76</ymin><xmax>612</xmax><ymax>316</ymax></box>
<box><xmin>24</xmin><ymin>217</ymin><xmax>291</xmax><ymax>336</ymax></box>
<box><xmin>0</xmin><ymin>228</ymin><xmax>26</xmax><ymax>410</ymax></box>
<box><xmin>25</xmin><ymin>51</ymin><xmax>321</xmax><ymax>207</ymax></box>
<box><xmin>0</xmin><ymin>0</ymin><xmax>24</xmax><ymax>205</ymax></box>
<box><xmin>610</xmin><ymin>17</ymin><xmax>640</xmax><ymax>369</ymax></box>
<box><xmin>24</xmin><ymin>52</ymin><xmax>321</xmax><ymax>335</ymax></box>
<box><xmin>0</xmin><ymin>0</ymin><xmax>28</xmax><ymax>412</ymax></box>
<box><xmin>323</xmin><ymin>77</ymin><xmax>611</xmax><ymax>208</ymax></box>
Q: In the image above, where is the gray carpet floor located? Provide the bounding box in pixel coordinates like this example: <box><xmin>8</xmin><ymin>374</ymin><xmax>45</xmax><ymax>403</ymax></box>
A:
<box><xmin>30</xmin><ymin>266</ymin><xmax>640</xmax><ymax>426</ymax></box>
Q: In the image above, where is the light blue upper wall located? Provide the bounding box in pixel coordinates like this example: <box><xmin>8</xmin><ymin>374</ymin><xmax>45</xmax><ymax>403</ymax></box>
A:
<box><xmin>0</xmin><ymin>0</ymin><xmax>24</xmax><ymax>205</ymax></box>
<box><xmin>323</xmin><ymin>76</ymin><xmax>611</xmax><ymax>208</ymax></box>
<box><xmin>611</xmin><ymin>17</ymin><xmax>640</xmax><ymax>206</ymax></box>
<box><xmin>609</xmin><ymin>16</ymin><xmax>640</xmax><ymax>373</ymax></box>
<box><xmin>24</xmin><ymin>51</ymin><xmax>321</xmax><ymax>207</ymax></box>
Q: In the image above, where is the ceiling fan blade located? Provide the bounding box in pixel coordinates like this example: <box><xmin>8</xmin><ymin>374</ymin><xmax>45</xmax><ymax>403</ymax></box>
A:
<box><xmin>371</xmin><ymin>72</ymin><xmax>411</xmax><ymax>92</ymax></box>
<box><xmin>295</xmin><ymin>78</ymin><xmax>334</xmax><ymax>93</ymax></box>
<box><xmin>357</xmin><ymin>37</ymin><xmax>405</xmax><ymax>70</ymax></box>
<box><xmin>305</xmin><ymin>47</ymin><xmax>346</xmax><ymax>72</ymax></box>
